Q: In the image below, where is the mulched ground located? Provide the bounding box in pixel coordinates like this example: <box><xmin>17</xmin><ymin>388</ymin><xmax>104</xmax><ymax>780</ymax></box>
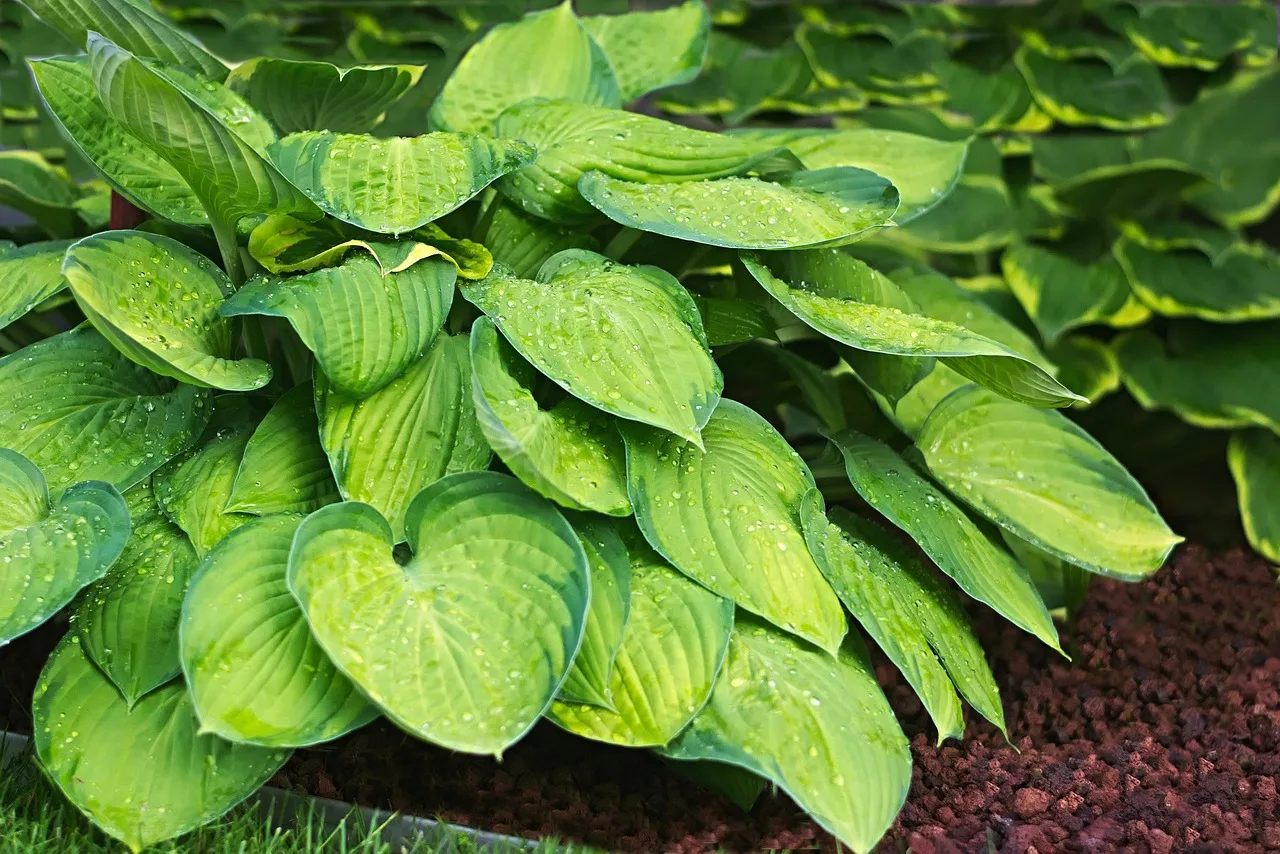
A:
<box><xmin>3</xmin><ymin>546</ymin><xmax>1278</xmax><ymax>852</ymax></box>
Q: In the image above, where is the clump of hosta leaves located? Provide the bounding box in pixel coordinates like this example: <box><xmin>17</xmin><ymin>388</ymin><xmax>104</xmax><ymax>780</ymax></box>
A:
<box><xmin>0</xmin><ymin>1</ymin><xmax>1178</xmax><ymax>852</ymax></box>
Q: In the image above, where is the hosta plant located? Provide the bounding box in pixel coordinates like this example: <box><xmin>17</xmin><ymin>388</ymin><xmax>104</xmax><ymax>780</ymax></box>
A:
<box><xmin>1</xmin><ymin>1</ymin><xmax>1178</xmax><ymax>852</ymax></box>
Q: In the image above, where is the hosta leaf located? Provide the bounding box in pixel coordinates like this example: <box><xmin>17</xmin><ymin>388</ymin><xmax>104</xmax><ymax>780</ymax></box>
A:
<box><xmin>694</xmin><ymin>296</ymin><xmax>775</xmax><ymax>347</ymax></box>
<box><xmin>227</xmin><ymin>58</ymin><xmax>426</xmax><ymax>134</ymax></box>
<box><xmin>934</xmin><ymin>60</ymin><xmax>1033</xmax><ymax>131</ymax></box>
<box><xmin>463</xmin><ymin>250</ymin><xmax>721</xmax><ymax>446</ymax></box>
<box><xmin>29</xmin><ymin>56</ymin><xmax>207</xmax><ymax>226</ymax></box>
<box><xmin>1228</xmin><ymin>429</ymin><xmax>1280</xmax><ymax>564</ymax></box>
<box><xmin>743</xmin><ymin>250</ymin><xmax>1081</xmax><ymax>408</ymax></box>
<box><xmin>665</xmin><ymin>620</ymin><xmax>911</xmax><ymax>854</ymax></box>
<box><xmin>664</xmin><ymin>759</ymin><xmax>767</xmax><ymax>811</ymax></box>
<box><xmin>623</xmin><ymin>399</ymin><xmax>846</xmax><ymax>654</ymax></box>
<box><xmin>549</xmin><ymin>526</ymin><xmax>733</xmax><ymax>745</ymax></box>
<box><xmin>494</xmin><ymin>99</ymin><xmax>797</xmax><ymax>224</ymax></box>
<box><xmin>0</xmin><ymin>239</ymin><xmax>72</xmax><ymax>328</ymax></box>
<box><xmin>266</xmin><ymin>132</ymin><xmax>535</xmax><ymax>235</ymax></box>
<box><xmin>798</xmin><ymin>25</ymin><xmax>947</xmax><ymax>106</ymax></box>
<box><xmin>428</xmin><ymin>1</ymin><xmax>621</xmax><ymax>135</ymax></box>
<box><xmin>318</xmin><ymin>333</ymin><xmax>490</xmax><ymax>540</ymax></box>
<box><xmin>917</xmin><ymin>385</ymin><xmax>1180</xmax><ymax>579</ymax></box>
<box><xmin>470</xmin><ymin>317</ymin><xmax>629</xmax><ymax>516</ymax></box>
<box><xmin>1002</xmin><ymin>244</ymin><xmax>1147</xmax><ymax>345</ymax></box>
<box><xmin>1029</xmin><ymin>134</ymin><xmax>1202</xmax><ymax>216</ymax></box>
<box><xmin>655</xmin><ymin>35</ymin><xmax>810</xmax><ymax>125</ymax></box>
<box><xmin>0</xmin><ymin>449</ymin><xmax>129</xmax><ymax>645</ymax></box>
<box><xmin>829</xmin><ymin>430</ymin><xmax>1061</xmax><ymax>652</ymax></box>
<box><xmin>0</xmin><ymin>150</ymin><xmax>79</xmax><ymax>236</ymax></box>
<box><xmin>579</xmin><ymin>168</ymin><xmax>899</xmax><ymax>251</ymax></box>
<box><xmin>0</xmin><ymin>327</ymin><xmax>209</xmax><ymax>496</ymax></box>
<box><xmin>226</xmin><ymin>383</ymin><xmax>338</xmax><ymax>516</ymax></box>
<box><xmin>182</xmin><ymin>514</ymin><xmax>377</xmax><ymax>746</ymax></box>
<box><xmin>33</xmin><ymin>637</ymin><xmax>287</xmax><ymax>853</ymax></box>
<box><xmin>582</xmin><ymin>0</ymin><xmax>709</xmax><ymax>101</ymax></box>
<box><xmin>221</xmin><ymin>254</ymin><xmax>454</xmax><ymax>396</ymax></box>
<box><xmin>1100</xmin><ymin>1</ymin><xmax>1276</xmax><ymax>70</ymax></box>
<box><xmin>481</xmin><ymin>201</ymin><xmax>597</xmax><ymax>279</ymax></box>
<box><xmin>287</xmin><ymin>473</ymin><xmax>591</xmax><ymax>755</ymax></box>
<box><xmin>889</xmin><ymin>174</ymin><xmax>1017</xmax><ymax>254</ymax></box>
<box><xmin>556</xmin><ymin>514</ymin><xmax>632</xmax><ymax>708</ymax></box>
<box><xmin>1050</xmin><ymin>336</ymin><xmax>1121</xmax><ymax>404</ymax></box>
<box><xmin>64</xmin><ymin>230</ymin><xmax>272</xmax><ymax>391</ymax></box>
<box><xmin>800</xmin><ymin>493</ymin><xmax>1004</xmax><ymax>743</ymax></box>
<box><xmin>73</xmin><ymin>482</ymin><xmax>196</xmax><ymax>705</ymax></box>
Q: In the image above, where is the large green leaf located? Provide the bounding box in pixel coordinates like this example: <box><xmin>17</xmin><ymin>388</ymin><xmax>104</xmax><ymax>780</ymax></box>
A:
<box><xmin>64</xmin><ymin>230</ymin><xmax>271</xmax><ymax>391</ymax></box>
<box><xmin>182</xmin><ymin>514</ymin><xmax>377</xmax><ymax>747</ymax></box>
<box><xmin>1228</xmin><ymin>429</ymin><xmax>1280</xmax><ymax>564</ymax></box>
<box><xmin>934</xmin><ymin>59</ymin><xmax>1034</xmax><ymax>131</ymax></box>
<box><xmin>1100</xmin><ymin>1</ymin><xmax>1277</xmax><ymax>70</ymax></box>
<box><xmin>829</xmin><ymin>430</ymin><xmax>1061</xmax><ymax>652</ymax></box>
<box><xmin>266</xmin><ymin>132</ymin><xmax>535</xmax><ymax>235</ymax></box>
<box><xmin>889</xmin><ymin>174</ymin><xmax>1017</xmax><ymax>254</ymax></box>
<box><xmin>1050</xmin><ymin>335</ymin><xmax>1122</xmax><ymax>405</ymax></box>
<box><xmin>318</xmin><ymin>333</ymin><xmax>490</xmax><ymax>540</ymax></box>
<box><xmin>470</xmin><ymin>317</ymin><xmax>629</xmax><ymax>516</ymax></box>
<box><xmin>743</xmin><ymin>250</ymin><xmax>1081</xmax><ymax>408</ymax></box>
<box><xmin>800</xmin><ymin>492</ymin><xmax>1004</xmax><ymax>743</ymax></box>
<box><xmin>582</xmin><ymin>0</ymin><xmax>708</xmax><ymax>101</ymax></box>
<box><xmin>481</xmin><ymin>200</ymin><xmax>597</xmax><ymax>279</ymax></box>
<box><xmin>288</xmin><ymin>473</ymin><xmax>591</xmax><ymax>755</ymax></box>
<box><xmin>463</xmin><ymin>251</ymin><xmax>721</xmax><ymax>446</ymax></box>
<box><xmin>227</xmin><ymin>58</ymin><xmax>425</xmax><ymax>134</ymax></box>
<box><xmin>428</xmin><ymin>1</ymin><xmax>621</xmax><ymax>135</ymax></box>
<box><xmin>917</xmin><ymin>385</ymin><xmax>1180</xmax><ymax>579</ymax></box>
<box><xmin>494</xmin><ymin>99</ymin><xmax>797</xmax><ymax>224</ymax></box>
<box><xmin>1029</xmin><ymin>134</ymin><xmax>1202</xmax><ymax>216</ymax></box>
<box><xmin>549</xmin><ymin>525</ymin><xmax>733</xmax><ymax>745</ymax></box>
<box><xmin>623</xmin><ymin>399</ymin><xmax>846</xmax><ymax>654</ymax></box>
<box><xmin>221</xmin><ymin>254</ymin><xmax>454</xmax><ymax>396</ymax></box>
<box><xmin>0</xmin><ymin>327</ymin><xmax>209</xmax><ymax>496</ymax></box>
<box><xmin>226</xmin><ymin>383</ymin><xmax>338</xmax><ymax>517</ymax></box>
<box><xmin>0</xmin><ymin>150</ymin><xmax>80</xmax><ymax>236</ymax></box>
<box><xmin>33</xmin><ymin>636</ymin><xmax>287</xmax><ymax>853</ymax></box>
<box><xmin>0</xmin><ymin>239</ymin><xmax>72</xmax><ymax>329</ymax></box>
<box><xmin>556</xmin><ymin>514</ymin><xmax>632</xmax><ymax>709</ymax></box>
<box><xmin>0</xmin><ymin>449</ymin><xmax>129</xmax><ymax>645</ymax></box>
<box><xmin>73</xmin><ymin>482</ymin><xmax>196</xmax><ymax>705</ymax></box>
<box><xmin>655</xmin><ymin>34</ymin><xmax>812</xmax><ymax>125</ymax></box>
<box><xmin>797</xmin><ymin>25</ymin><xmax>947</xmax><ymax>107</ymax></box>
<box><xmin>579</xmin><ymin>167</ymin><xmax>899</xmax><ymax>251</ymax></box>
<box><xmin>665</xmin><ymin>620</ymin><xmax>911</xmax><ymax>854</ymax></box>
<box><xmin>1002</xmin><ymin>243</ymin><xmax>1148</xmax><ymax>345</ymax></box>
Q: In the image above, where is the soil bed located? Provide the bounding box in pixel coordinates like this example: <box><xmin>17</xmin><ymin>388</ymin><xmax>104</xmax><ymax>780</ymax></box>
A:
<box><xmin>2</xmin><ymin>546</ymin><xmax>1277</xmax><ymax>852</ymax></box>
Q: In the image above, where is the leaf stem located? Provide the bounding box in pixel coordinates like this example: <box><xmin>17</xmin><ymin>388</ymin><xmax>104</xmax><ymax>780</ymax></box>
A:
<box><xmin>603</xmin><ymin>227</ymin><xmax>643</xmax><ymax>262</ymax></box>
<box><xmin>212</xmin><ymin>217</ymin><xmax>246</xmax><ymax>288</ymax></box>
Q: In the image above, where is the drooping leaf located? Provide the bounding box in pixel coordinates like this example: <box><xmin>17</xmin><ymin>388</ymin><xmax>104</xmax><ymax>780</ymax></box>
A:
<box><xmin>225</xmin><ymin>383</ymin><xmax>339</xmax><ymax>516</ymax></box>
<box><xmin>0</xmin><ymin>239</ymin><xmax>73</xmax><ymax>328</ymax></box>
<box><xmin>288</xmin><ymin>473</ymin><xmax>591</xmax><ymax>755</ymax></box>
<box><xmin>556</xmin><ymin>514</ymin><xmax>632</xmax><ymax>709</ymax></box>
<box><xmin>470</xmin><ymin>316</ymin><xmax>629</xmax><ymax>516</ymax></box>
<box><xmin>829</xmin><ymin>430</ymin><xmax>1061</xmax><ymax>652</ymax></box>
<box><xmin>481</xmin><ymin>200</ymin><xmax>597</xmax><ymax>279</ymax></box>
<box><xmin>623</xmin><ymin>398</ymin><xmax>847</xmax><ymax>654</ymax></box>
<box><xmin>64</xmin><ymin>230</ymin><xmax>272</xmax><ymax>391</ymax></box>
<box><xmin>182</xmin><ymin>514</ymin><xmax>377</xmax><ymax>747</ymax></box>
<box><xmin>665</xmin><ymin>620</ymin><xmax>911</xmax><ymax>854</ymax></box>
<box><xmin>266</xmin><ymin>131</ymin><xmax>535</xmax><ymax>235</ymax></box>
<box><xmin>579</xmin><ymin>167</ymin><xmax>899</xmax><ymax>251</ymax></box>
<box><xmin>799</xmin><ymin>492</ymin><xmax>1005</xmax><ymax>743</ymax></box>
<box><xmin>0</xmin><ymin>149</ymin><xmax>80</xmax><ymax>236</ymax></box>
<box><xmin>663</xmin><ymin>759</ymin><xmax>767</xmax><ymax>811</ymax></box>
<box><xmin>583</xmin><ymin>0</ymin><xmax>708</xmax><ymax>101</ymax></box>
<box><xmin>0</xmin><ymin>327</ymin><xmax>209</xmax><ymax>496</ymax></box>
<box><xmin>428</xmin><ymin>1</ymin><xmax>622</xmax><ymax>135</ymax></box>
<box><xmin>0</xmin><ymin>449</ymin><xmax>129</xmax><ymax>645</ymax></box>
<box><xmin>222</xmin><ymin>254</ymin><xmax>454</xmax><ymax>396</ymax></box>
<box><xmin>317</xmin><ymin>333</ymin><xmax>490</xmax><ymax>540</ymax></box>
<box><xmin>1002</xmin><ymin>243</ymin><xmax>1148</xmax><ymax>344</ymax></box>
<box><xmin>463</xmin><ymin>250</ymin><xmax>722</xmax><ymax>446</ymax></box>
<box><xmin>73</xmin><ymin>481</ymin><xmax>196</xmax><ymax>705</ymax></box>
<box><xmin>227</xmin><ymin>58</ymin><xmax>425</xmax><ymax>134</ymax></box>
<box><xmin>33</xmin><ymin>636</ymin><xmax>288</xmax><ymax>852</ymax></box>
<box><xmin>549</xmin><ymin>525</ymin><xmax>733</xmax><ymax>745</ymax></box>
<box><xmin>1227</xmin><ymin>429</ymin><xmax>1280</xmax><ymax>564</ymax></box>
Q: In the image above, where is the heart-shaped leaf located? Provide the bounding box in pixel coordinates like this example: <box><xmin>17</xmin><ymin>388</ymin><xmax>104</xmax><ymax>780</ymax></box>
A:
<box><xmin>481</xmin><ymin>200</ymin><xmax>598</xmax><ymax>279</ymax></box>
<box><xmin>183</xmin><ymin>514</ymin><xmax>377</xmax><ymax>747</ymax></box>
<box><xmin>582</xmin><ymin>0</ymin><xmax>709</xmax><ymax>101</ymax></box>
<box><xmin>0</xmin><ymin>449</ymin><xmax>129</xmax><ymax>645</ymax></box>
<box><xmin>470</xmin><ymin>316</ymin><xmax>630</xmax><ymax>516</ymax></box>
<box><xmin>1228</xmin><ymin>429</ymin><xmax>1280</xmax><ymax>565</ymax></box>
<box><xmin>318</xmin><ymin>333</ymin><xmax>490</xmax><ymax>540</ymax></box>
<box><xmin>0</xmin><ymin>239</ymin><xmax>73</xmax><ymax>328</ymax></box>
<box><xmin>33</xmin><ymin>636</ymin><xmax>288</xmax><ymax>852</ymax></box>
<box><xmin>73</xmin><ymin>481</ymin><xmax>197</xmax><ymax>705</ymax></box>
<box><xmin>624</xmin><ymin>399</ymin><xmax>847</xmax><ymax>654</ymax></box>
<box><xmin>556</xmin><ymin>514</ymin><xmax>632</xmax><ymax>708</ymax></box>
<box><xmin>1002</xmin><ymin>243</ymin><xmax>1147</xmax><ymax>345</ymax></box>
<box><xmin>0</xmin><ymin>327</ymin><xmax>209</xmax><ymax>496</ymax></box>
<box><xmin>579</xmin><ymin>167</ymin><xmax>899</xmax><ymax>250</ymax></box>
<box><xmin>829</xmin><ymin>430</ymin><xmax>1062</xmax><ymax>652</ymax></box>
<box><xmin>226</xmin><ymin>383</ymin><xmax>339</xmax><ymax>517</ymax></box>
<box><xmin>267</xmin><ymin>131</ymin><xmax>535</xmax><ymax>235</ymax></box>
<box><xmin>227</xmin><ymin>58</ymin><xmax>425</xmax><ymax>134</ymax></box>
<box><xmin>549</xmin><ymin>523</ymin><xmax>732</xmax><ymax>745</ymax></box>
<box><xmin>64</xmin><ymin>230</ymin><xmax>272</xmax><ymax>391</ymax></box>
<box><xmin>463</xmin><ymin>250</ymin><xmax>722</xmax><ymax>446</ymax></box>
<box><xmin>287</xmin><ymin>473</ymin><xmax>591</xmax><ymax>755</ymax></box>
<box><xmin>665</xmin><ymin>620</ymin><xmax>912</xmax><ymax>854</ymax></box>
<box><xmin>221</xmin><ymin>253</ymin><xmax>454</xmax><ymax>396</ymax></box>
<box><xmin>428</xmin><ymin>1</ymin><xmax>621</xmax><ymax>135</ymax></box>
